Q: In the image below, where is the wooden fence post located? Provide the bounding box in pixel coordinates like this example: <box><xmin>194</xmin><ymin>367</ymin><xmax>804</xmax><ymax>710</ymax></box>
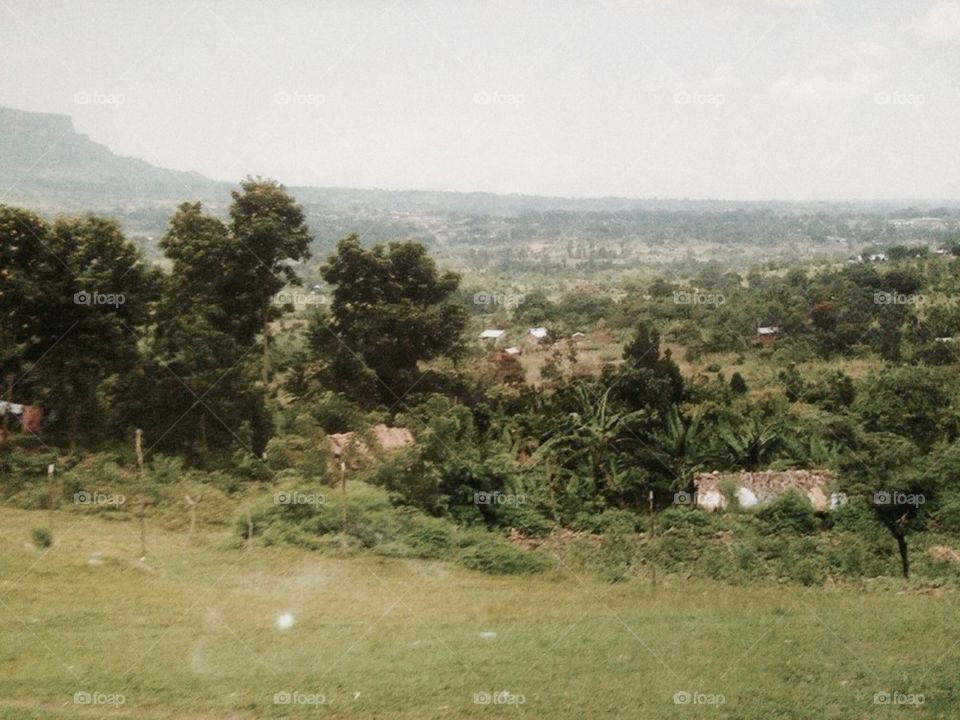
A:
<box><xmin>648</xmin><ymin>490</ymin><xmax>656</xmax><ymax>590</ymax></box>
<box><xmin>185</xmin><ymin>494</ymin><xmax>202</xmax><ymax>544</ymax></box>
<box><xmin>1</xmin><ymin>374</ymin><xmax>13</xmax><ymax>448</ymax></box>
<box><xmin>135</xmin><ymin>429</ymin><xmax>147</xmax><ymax>558</ymax></box>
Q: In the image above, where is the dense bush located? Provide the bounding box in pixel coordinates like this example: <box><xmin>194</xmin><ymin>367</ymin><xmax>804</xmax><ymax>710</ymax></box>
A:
<box><xmin>755</xmin><ymin>491</ymin><xmax>817</xmax><ymax>534</ymax></box>
<box><xmin>494</xmin><ymin>502</ymin><xmax>555</xmax><ymax>537</ymax></box>
<box><xmin>933</xmin><ymin>493</ymin><xmax>960</xmax><ymax>534</ymax></box>
<box><xmin>829</xmin><ymin>497</ymin><xmax>882</xmax><ymax>534</ymax></box>
<box><xmin>458</xmin><ymin>536</ymin><xmax>550</xmax><ymax>574</ymax></box>
<box><xmin>236</xmin><ymin>480</ymin><xmax>547</xmax><ymax>574</ymax></box>
<box><xmin>264</xmin><ymin>432</ymin><xmax>330</xmax><ymax>479</ymax></box>
<box><xmin>657</xmin><ymin>507</ymin><xmax>715</xmax><ymax>532</ymax></box>
<box><xmin>572</xmin><ymin>508</ymin><xmax>645</xmax><ymax>534</ymax></box>
<box><xmin>31</xmin><ymin>527</ymin><xmax>52</xmax><ymax>548</ymax></box>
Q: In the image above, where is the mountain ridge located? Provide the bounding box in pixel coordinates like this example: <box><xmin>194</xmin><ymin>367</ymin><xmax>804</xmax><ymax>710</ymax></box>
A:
<box><xmin>2</xmin><ymin>105</ymin><xmax>958</xmax><ymax>218</ymax></box>
<box><xmin>0</xmin><ymin>105</ymin><xmax>223</xmax><ymax>208</ymax></box>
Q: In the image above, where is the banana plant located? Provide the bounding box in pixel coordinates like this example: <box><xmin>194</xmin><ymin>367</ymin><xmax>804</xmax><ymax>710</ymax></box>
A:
<box><xmin>529</xmin><ymin>382</ymin><xmax>649</xmax><ymax>495</ymax></box>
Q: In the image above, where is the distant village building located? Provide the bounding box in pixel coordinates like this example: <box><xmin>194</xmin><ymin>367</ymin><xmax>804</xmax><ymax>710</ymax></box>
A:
<box><xmin>756</xmin><ymin>326</ymin><xmax>779</xmax><ymax>347</ymax></box>
<box><xmin>328</xmin><ymin>424</ymin><xmax>414</xmax><ymax>460</ymax></box>
<box><xmin>570</xmin><ymin>331</ymin><xmax>586</xmax><ymax>342</ymax></box>
<box><xmin>0</xmin><ymin>402</ymin><xmax>42</xmax><ymax>434</ymax></box>
<box><xmin>527</xmin><ymin>327</ymin><xmax>549</xmax><ymax>345</ymax></box>
<box><xmin>889</xmin><ymin>217</ymin><xmax>946</xmax><ymax>231</ymax></box>
<box><xmin>850</xmin><ymin>253</ymin><xmax>889</xmax><ymax>264</ymax></box>
<box><xmin>493</xmin><ymin>349</ymin><xmax>523</xmax><ymax>364</ymax></box>
<box><xmin>480</xmin><ymin>329</ymin><xmax>505</xmax><ymax>346</ymax></box>
<box><xmin>693</xmin><ymin>469</ymin><xmax>838</xmax><ymax>512</ymax></box>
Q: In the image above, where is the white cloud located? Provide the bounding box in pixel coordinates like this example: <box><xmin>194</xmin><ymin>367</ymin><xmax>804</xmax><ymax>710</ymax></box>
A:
<box><xmin>769</xmin><ymin>71</ymin><xmax>880</xmax><ymax>103</ymax></box>
<box><xmin>847</xmin><ymin>41</ymin><xmax>888</xmax><ymax>63</ymax></box>
<box><xmin>704</xmin><ymin>63</ymin><xmax>738</xmax><ymax>89</ymax></box>
<box><xmin>758</xmin><ymin>0</ymin><xmax>820</xmax><ymax>7</ymax></box>
<box><xmin>917</xmin><ymin>2</ymin><xmax>960</xmax><ymax>45</ymax></box>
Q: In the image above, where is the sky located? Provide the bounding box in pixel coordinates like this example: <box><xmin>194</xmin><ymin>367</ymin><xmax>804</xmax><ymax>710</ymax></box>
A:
<box><xmin>1</xmin><ymin>0</ymin><xmax>959</xmax><ymax>201</ymax></box>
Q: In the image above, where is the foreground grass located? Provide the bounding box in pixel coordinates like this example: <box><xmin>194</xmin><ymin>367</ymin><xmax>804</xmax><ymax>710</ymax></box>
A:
<box><xmin>0</xmin><ymin>507</ymin><xmax>957</xmax><ymax>719</ymax></box>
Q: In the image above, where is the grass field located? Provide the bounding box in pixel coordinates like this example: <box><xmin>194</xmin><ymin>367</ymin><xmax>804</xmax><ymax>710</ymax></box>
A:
<box><xmin>1</xmin><ymin>506</ymin><xmax>957</xmax><ymax>719</ymax></box>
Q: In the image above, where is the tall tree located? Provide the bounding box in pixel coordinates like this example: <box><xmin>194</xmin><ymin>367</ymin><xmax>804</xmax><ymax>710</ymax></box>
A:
<box><xmin>315</xmin><ymin>235</ymin><xmax>467</xmax><ymax>404</ymax></box>
<box><xmin>839</xmin><ymin>433</ymin><xmax>936</xmax><ymax>578</ymax></box>
<box><xmin>854</xmin><ymin>365</ymin><xmax>952</xmax><ymax>451</ymax></box>
<box><xmin>159</xmin><ymin>201</ymin><xmax>261</xmax><ymax>347</ymax></box>
<box><xmin>147</xmin><ymin>198</ymin><xmax>291</xmax><ymax>456</ymax></box>
<box><xmin>30</xmin><ymin>215</ymin><xmax>152</xmax><ymax>449</ymax></box>
<box><xmin>607</xmin><ymin>320</ymin><xmax>684</xmax><ymax>415</ymax></box>
<box><xmin>229</xmin><ymin>178</ymin><xmax>312</xmax><ymax>382</ymax></box>
<box><xmin>0</xmin><ymin>206</ymin><xmax>48</xmax><ymax>381</ymax></box>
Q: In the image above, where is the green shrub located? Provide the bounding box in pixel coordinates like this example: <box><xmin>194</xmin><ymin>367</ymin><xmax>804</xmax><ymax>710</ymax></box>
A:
<box><xmin>150</xmin><ymin>474</ymin><xmax>236</xmax><ymax>531</ymax></box>
<box><xmin>260</xmin><ymin>523</ymin><xmax>321</xmax><ymax>550</ymax></box>
<box><xmin>702</xmin><ymin>545</ymin><xmax>735</xmax><ymax>582</ymax></box>
<box><xmin>395</xmin><ymin>511</ymin><xmax>457</xmax><ymax>558</ymax></box>
<box><xmin>302</xmin><ymin>391</ymin><xmax>367</xmax><ymax>435</ymax></box>
<box><xmin>830</xmin><ymin>497</ymin><xmax>882</xmax><ymax>534</ymax></box>
<box><xmin>718</xmin><ymin>477</ymin><xmax>741</xmax><ymax>511</ymax></box>
<box><xmin>755</xmin><ymin>491</ymin><xmax>817</xmax><ymax>534</ymax></box>
<box><xmin>933</xmin><ymin>493</ymin><xmax>960</xmax><ymax>535</ymax></box>
<box><xmin>7</xmin><ymin>483</ymin><xmax>57</xmax><ymax>510</ymax></box>
<box><xmin>493</xmin><ymin>503</ymin><xmax>554</xmax><ymax>537</ymax></box>
<box><xmin>572</xmin><ymin>509</ymin><xmax>645</xmax><ymax>534</ymax></box>
<box><xmin>264</xmin><ymin>434</ymin><xmax>330</xmax><ymax>479</ymax></box>
<box><xmin>657</xmin><ymin>507</ymin><xmax>713</xmax><ymax>532</ymax></box>
<box><xmin>235</xmin><ymin>480</ymin><xmax>541</xmax><ymax>573</ymax></box>
<box><xmin>0</xmin><ymin>447</ymin><xmax>59</xmax><ymax>493</ymax></box>
<box><xmin>822</xmin><ymin>531</ymin><xmax>888</xmax><ymax>578</ymax></box>
<box><xmin>148</xmin><ymin>454</ymin><xmax>184</xmax><ymax>484</ymax></box>
<box><xmin>653</xmin><ymin>528</ymin><xmax>704</xmax><ymax>566</ymax></box>
<box><xmin>457</xmin><ymin>538</ymin><xmax>548</xmax><ymax>575</ymax></box>
<box><xmin>733</xmin><ymin>542</ymin><xmax>757</xmax><ymax>573</ymax></box>
<box><xmin>730</xmin><ymin>372</ymin><xmax>748</xmax><ymax>395</ymax></box>
<box><xmin>31</xmin><ymin>527</ymin><xmax>52</xmax><ymax>548</ymax></box>
<box><xmin>792</xmin><ymin>555</ymin><xmax>826</xmax><ymax>586</ymax></box>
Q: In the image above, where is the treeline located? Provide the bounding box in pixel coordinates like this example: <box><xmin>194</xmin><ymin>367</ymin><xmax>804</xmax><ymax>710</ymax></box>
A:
<box><xmin>4</xmin><ymin>182</ymin><xmax>960</xmax><ymax>578</ymax></box>
<box><xmin>1</xmin><ymin>178</ymin><xmax>309</xmax><ymax>455</ymax></box>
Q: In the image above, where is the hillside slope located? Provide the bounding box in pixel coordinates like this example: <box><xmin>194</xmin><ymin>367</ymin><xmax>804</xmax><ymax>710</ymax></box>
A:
<box><xmin>0</xmin><ymin>106</ymin><xmax>224</xmax><ymax>208</ymax></box>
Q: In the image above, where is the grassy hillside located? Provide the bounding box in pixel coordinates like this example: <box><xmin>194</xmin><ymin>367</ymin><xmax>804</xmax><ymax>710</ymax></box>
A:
<box><xmin>0</xmin><ymin>507</ymin><xmax>957</xmax><ymax>719</ymax></box>
<box><xmin>0</xmin><ymin>107</ymin><xmax>219</xmax><ymax>204</ymax></box>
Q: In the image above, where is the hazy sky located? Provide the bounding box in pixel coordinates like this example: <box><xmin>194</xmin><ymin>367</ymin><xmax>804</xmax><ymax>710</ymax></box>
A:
<box><xmin>2</xmin><ymin>0</ymin><xmax>959</xmax><ymax>200</ymax></box>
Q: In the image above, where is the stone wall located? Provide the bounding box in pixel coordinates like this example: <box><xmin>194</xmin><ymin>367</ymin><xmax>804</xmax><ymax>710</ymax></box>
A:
<box><xmin>693</xmin><ymin>469</ymin><xmax>835</xmax><ymax>511</ymax></box>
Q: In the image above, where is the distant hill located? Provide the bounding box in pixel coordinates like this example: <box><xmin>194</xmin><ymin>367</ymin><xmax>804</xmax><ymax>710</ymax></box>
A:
<box><xmin>0</xmin><ymin>106</ymin><xmax>225</xmax><ymax>210</ymax></box>
<box><xmin>1</xmin><ymin>104</ymin><xmax>957</xmax><ymax>236</ymax></box>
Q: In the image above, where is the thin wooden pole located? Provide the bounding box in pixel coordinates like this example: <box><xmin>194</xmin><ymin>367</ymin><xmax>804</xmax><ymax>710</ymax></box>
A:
<box><xmin>185</xmin><ymin>494</ymin><xmax>201</xmax><ymax>545</ymax></box>
<box><xmin>262</xmin><ymin>306</ymin><xmax>271</xmax><ymax>384</ymax></box>
<box><xmin>340</xmin><ymin>459</ymin><xmax>347</xmax><ymax>541</ymax></box>
<box><xmin>1</xmin><ymin>374</ymin><xmax>13</xmax><ymax>448</ymax></box>
<box><xmin>135</xmin><ymin>429</ymin><xmax>147</xmax><ymax>558</ymax></box>
<box><xmin>648</xmin><ymin>490</ymin><xmax>657</xmax><ymax>589</ymax></box>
